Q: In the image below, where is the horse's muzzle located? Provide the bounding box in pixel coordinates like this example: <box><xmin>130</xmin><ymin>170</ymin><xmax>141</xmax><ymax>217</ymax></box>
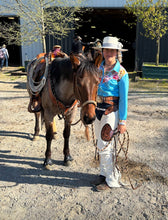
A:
<box><xmin>83</xmin><ymin>114</ymin><xmax>96</xmax><ymax>125</ymax></box>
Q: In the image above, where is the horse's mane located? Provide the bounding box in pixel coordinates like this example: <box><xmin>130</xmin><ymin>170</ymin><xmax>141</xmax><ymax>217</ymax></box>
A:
<box><xmin>50</xmin><ymin>57</ymin><xmax>73</xmax><ymax>84</ymax></box>
<box><xmin>49</xmin><ymin>56</ymin><xmax>100</xmax><ymax>85</ymax></box>
<box><xmin>77</xmin><ymin>56</ymin><xmax>100</xmax><ymax>77</ymax></box>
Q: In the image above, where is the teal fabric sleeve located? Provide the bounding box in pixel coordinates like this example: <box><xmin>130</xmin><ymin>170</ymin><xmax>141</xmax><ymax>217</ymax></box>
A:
<box><xmin>118</xmin><ymin>73</ymin><xmax>129</xmax><ymax>120</ymax></box>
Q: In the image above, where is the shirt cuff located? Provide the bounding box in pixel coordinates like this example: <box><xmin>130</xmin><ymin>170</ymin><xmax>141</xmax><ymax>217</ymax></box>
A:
<box><xmin>119</xmin><ymin>120</ymin><xmax>126</xmax><ymax>125</ymax></box>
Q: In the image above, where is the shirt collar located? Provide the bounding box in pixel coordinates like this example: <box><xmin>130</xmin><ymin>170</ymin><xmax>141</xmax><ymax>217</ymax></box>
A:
<box><xmin>100</xmin><ymin>60</ymin><xmax>120</xmax><ymax>73</ymax></box>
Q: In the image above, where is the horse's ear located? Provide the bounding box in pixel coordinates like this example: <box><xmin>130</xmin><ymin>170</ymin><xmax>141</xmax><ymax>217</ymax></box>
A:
<box><xmin>94</xmin><ymin>51</ymin><xmax>103</xmax><ymax>68</ymax></box>
<box><xmin>70</xmin><ymin>53</ymin><xmax>81</xmax><ymax>69</ymax></box>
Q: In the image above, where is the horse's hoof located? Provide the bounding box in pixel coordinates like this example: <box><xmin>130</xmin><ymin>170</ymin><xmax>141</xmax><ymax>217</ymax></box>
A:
<box><xmin>43</xmin><ymin>158</ymin><xmax>53</xmax><ymax>169</ymax></box>
<box><xmin>44</xmin><ymin>164</ymin><xmax>52</xmax><ymax>170</ymax></box>
<box><xmin>64</xmin><ymin>161</ymin><xmax>71</xmax><ymax>166</ymax></box>
<box><xmin>32</xmin><ymin>135</ymin><xmax>39</xmax><ymax>141</ymax></box>
<box><xmin>64</xmin><ymin>155</ymin><xmax>73</xmax><ymax>166</ymax></box>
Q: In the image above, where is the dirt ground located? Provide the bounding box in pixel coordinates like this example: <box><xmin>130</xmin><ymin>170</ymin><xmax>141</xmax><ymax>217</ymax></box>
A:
<box><xmin>0</xmin><ymin>71</ymin><xmax>168</xmax><ymax>220</ymax></box>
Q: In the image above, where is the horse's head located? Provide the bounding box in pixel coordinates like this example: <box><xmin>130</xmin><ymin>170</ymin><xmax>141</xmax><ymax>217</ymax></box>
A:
<box><xmin>70</xmin><ymin>52</ymin><xmax>102</xmax><ymax>125</ymax></box>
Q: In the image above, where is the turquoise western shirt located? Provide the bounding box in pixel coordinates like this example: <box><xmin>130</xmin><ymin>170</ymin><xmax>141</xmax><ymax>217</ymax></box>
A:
<box><xmin>98</xmin><ymin>60</ymin><xmax>129</xmax><ymax>120</ymax></box>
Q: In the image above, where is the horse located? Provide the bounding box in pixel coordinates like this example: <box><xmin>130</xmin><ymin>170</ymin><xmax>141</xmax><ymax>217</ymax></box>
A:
<box><xmin>27</xmin><ymin>52</ymin><xmax>102</xmax><ymax>168</ymax></box>
<box><xmin>83</xmin><ymin>49</ymin><xmax>103</xmax><ymax>141</ymax></box>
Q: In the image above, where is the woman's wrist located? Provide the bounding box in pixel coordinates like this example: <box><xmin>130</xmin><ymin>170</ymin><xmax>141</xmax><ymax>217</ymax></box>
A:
<box><xmin>119</xmin><ymin>120</ymin><xmax>126</xmax><ymax>126</ymax></box>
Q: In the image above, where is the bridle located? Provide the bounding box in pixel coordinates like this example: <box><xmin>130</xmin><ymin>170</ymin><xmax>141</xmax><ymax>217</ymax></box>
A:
<box><xmin>81</xmin><ymin>100</ymin><xmax>97</xmax><ymax>108</ymax></box>
<box><xmin>73</xmin><ymin>71</ymin><xmax>97</xmax><ymax>111</ymax></box>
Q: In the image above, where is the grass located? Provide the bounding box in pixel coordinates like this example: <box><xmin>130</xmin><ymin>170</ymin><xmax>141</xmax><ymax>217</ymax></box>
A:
<box><xmin>143</xmin><ymin>62</ymin><xmax>168</xmax><ymax>67</ymax></box>
<box><xmin>1</xmin><ymin>68</ymin><xmax>168</xmax><ymax>92</ymax></box>
<box><xmin>129</xmin><ymin>79</ymin><xmax>168</xmax><ymax>92</ymax></box>
<box><xmin>0</xmin><ymin>68</ymin><xmax>26</xmax><ymax>81</ymax></box>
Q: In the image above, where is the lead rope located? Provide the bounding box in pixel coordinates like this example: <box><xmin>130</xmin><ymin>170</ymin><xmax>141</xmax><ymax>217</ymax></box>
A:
<box><xmin>91</xmin><ymin>124</ymin><xmax>142</xmax><ymax>190</ymax></box>
<box><xmin>116</xmin><ymin>131</ymin><xmax>142</xmax><ymax>190</ymax></box>
<box><xmin>91</xmin><ymin>123</ymin><xmax>99</xmax><ymax>160</ymax></box>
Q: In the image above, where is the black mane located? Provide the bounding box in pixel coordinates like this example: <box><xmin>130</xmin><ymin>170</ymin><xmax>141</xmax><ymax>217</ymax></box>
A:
<box><xmin>77</xmin><ymin>58</ymin><xmax>100</xmax><ymax>77</ymax></box>
<box><xmin>49</xmin><ymin>56</ymin><xmax>100</xmax><ymax>87</ymax></box>
<box><xmin>50</xmin><ymin>57</ymin><xmax>73</xmax><ymax>84</ymax></box>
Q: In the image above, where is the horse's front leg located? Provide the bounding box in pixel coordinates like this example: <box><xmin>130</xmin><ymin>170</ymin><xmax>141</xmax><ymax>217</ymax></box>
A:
<box><xmin>52</xmin><ymin>117</ymin><xmax>58</xmax><ymax>140</ymax></box>
<box><xmin>33</xmin><ymin>112</ymin><xmax>40</xmax><ymax>141</ymax></box>
<box><xmin>63</xmin><ymin>121</ymin><xmax>73</xmax><ymax>166</ymax></box>
<box><xmin>43</xmin><ymin>119</ymin><xmax>54</xmax><ymax>169</ymax></box>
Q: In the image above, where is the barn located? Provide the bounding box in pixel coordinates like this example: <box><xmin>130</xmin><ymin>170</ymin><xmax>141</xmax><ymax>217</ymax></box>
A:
<box><xmin>0</xmin><ymin>0</ymin><xmax>168</xmax><ymax>71</ymax></box>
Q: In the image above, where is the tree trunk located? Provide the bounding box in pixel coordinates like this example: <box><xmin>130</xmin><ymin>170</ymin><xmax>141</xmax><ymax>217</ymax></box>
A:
<box><xmin>40</xmin><ymin>1</ymin><xmax>46</xmax><ymax>53</ymax></box>
<box><xmin>42</xmin><ymin>34</ymin><xmax>46</xmax><ymax>53</ymax></box>
<box><xmin>156</xmin><ymin>37</ymin><xmax>160</xmax><ymax>66</ymax></box>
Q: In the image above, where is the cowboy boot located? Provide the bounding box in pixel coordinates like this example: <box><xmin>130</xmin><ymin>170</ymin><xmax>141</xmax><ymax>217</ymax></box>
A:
<box><xmin>90</xmin><ymin>175</ymin><xmax>106</xmax><ymax>186</ymax></box>
<box><xmin>96</xmin><ymin>181</ymin><xmax>111</xmax><ymax>191</ymax></box>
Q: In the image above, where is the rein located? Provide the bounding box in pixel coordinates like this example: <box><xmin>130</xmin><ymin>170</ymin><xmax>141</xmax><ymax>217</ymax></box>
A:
<box><xmin>70</xmin><ymin>100</ymin><xmax>97</xmax><ymax>126</ymax></box>
<box><xmin>48</xmin><ymin>77</ymin><xmax>78</xmax><ymax>119</ymax></box>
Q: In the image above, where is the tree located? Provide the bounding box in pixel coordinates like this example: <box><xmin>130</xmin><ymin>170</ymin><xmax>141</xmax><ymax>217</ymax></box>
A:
<box><xmin>125</xmin><ymin>0</ymin><xmax>168</xmax><ymax>65</ymax></box>
<box><xmin>0</xmin><ymin>0</ymin><xmax>88</xmax><ymax>53</ymax></box>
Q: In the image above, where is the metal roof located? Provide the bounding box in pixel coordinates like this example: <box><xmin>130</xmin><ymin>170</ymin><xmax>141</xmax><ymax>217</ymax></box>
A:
<box><xmin>57</xmin><ymin>0</ymin><xmax>126</xmax><ymax>8</ymax></box>
<box><xmin>83</xmin><ymin>0</ymin><xmax>126</xmax><ymax>8</ymax></box>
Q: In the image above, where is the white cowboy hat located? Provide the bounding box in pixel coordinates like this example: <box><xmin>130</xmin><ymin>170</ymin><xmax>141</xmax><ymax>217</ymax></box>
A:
<box><xmin>94</xmin><ymin>36</ymin><xmax>128</xmax><ymax>51</ymax></box>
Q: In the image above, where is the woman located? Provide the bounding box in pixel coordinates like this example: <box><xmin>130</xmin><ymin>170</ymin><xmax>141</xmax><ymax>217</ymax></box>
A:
<box><xmin>93</xmin><ymin>36</ymin><xmax>129</xmax><ymax>191</ymax></box>
<box><xmin>0</xmin><ymin>47</ymin><xmax>5</xmax><ymax>70</ymax></box>
<box><xmin>1</xmin><ymin>44</ymin><xmax>9</xmax><ymax>68</ymax></box>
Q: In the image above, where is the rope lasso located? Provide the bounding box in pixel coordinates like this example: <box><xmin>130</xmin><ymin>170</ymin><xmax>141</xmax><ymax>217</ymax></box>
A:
<box><xmin>28</xmin><ymin>56</ymin><xmax>49</xmax><ymax>95</ymax></box>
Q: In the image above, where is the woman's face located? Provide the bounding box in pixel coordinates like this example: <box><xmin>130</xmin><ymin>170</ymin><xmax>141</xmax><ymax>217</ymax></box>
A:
<box><xmin>103</xmin><ymin>49</ymin><xmax>117</xmax><ymax>62</ymax></box>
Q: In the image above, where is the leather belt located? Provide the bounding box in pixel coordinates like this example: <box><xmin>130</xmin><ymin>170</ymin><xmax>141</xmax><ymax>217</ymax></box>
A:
<box><xmin>104</xmin><ymin>105</ymin><xmax>118</xmax><ymax>115</ymax></box>
<box><xmin>96</xmin><ymin>96</ymin><xmax>119</xmax><ymax>105</ymax></box>
<box><xmin>96</xmin><ymin>96</ymin><xmax>119</xmax><ymax>114</ymax></box>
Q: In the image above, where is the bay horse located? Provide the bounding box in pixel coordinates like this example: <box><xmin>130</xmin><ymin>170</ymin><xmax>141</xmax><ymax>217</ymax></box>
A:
<box><xmin>27</xmin><ymin>53</ymin><xmax>102</xmax><ymax>168</ymax></box>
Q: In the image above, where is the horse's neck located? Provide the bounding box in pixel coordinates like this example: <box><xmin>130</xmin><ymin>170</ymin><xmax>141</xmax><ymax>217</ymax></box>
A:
<box><xmin>56</xmin><ymin>79</ymin><xmax>75</xmax><ymax>106</ymax></box>
<box><xmin>49</xmin><ymin>58</ymin><xmax>76</xmax><ymax>106</ymax></box>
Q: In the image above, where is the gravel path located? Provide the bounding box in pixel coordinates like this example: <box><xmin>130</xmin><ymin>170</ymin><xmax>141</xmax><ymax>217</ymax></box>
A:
<box><xmin>0</xmin><ymin>75</ymin><xmax>168</xmax><ymax>220</ymax></box>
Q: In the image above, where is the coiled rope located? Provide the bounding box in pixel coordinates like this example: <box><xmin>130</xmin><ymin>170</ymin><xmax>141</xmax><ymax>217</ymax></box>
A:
<box><xmin>28</xmin><ymin>56</ymin><xmax>49</xmax><ymax>95</ymax></box>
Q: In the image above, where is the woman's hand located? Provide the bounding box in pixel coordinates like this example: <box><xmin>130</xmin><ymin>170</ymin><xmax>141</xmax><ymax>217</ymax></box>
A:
<box><xmin>118</xmin><ymin>124</ymin><xmax>126</xmax><ymax>134</ymax></box>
